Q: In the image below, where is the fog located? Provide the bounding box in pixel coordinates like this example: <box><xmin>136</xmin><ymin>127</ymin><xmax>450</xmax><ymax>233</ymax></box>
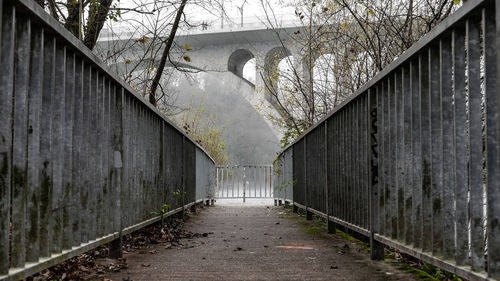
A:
<box><xmin>170</xmin><ymin>71</ymin><xmax>280</xmax><ymax>165</ymax></box>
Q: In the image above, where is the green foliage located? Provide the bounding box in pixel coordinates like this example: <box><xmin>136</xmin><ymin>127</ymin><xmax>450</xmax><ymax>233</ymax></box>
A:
<box><xmin>302</xmin><ymin>227</ymin><xmax>322</xmax><ymax>235</ymax></box>
<box><xmin>173</xmin><ymin>189</ymin><xmax>187</xmax><ymax>199</ymax></box>
<box><xmin>152</xmin><ymin>204</ymin><xmax>171</xmax><ymax>216</ymax></box>
<box><xmin>273</xmin><ymin>178</ymin><xmax>297</xmax><ymax>193</ymax></box>
<box><xmin>280</xmin><ymin>128</ymin><xmax>302</xmax><ymax>148</ymax></box>
<box><xmin>172</xmin><ymin>188</ymin><xmax>187</xmax><ymax>206</ymax></box>
<box><xmin>175</xmin><ymin>97</ymin><xmax>229</xmax><ymax>165</ymax></box>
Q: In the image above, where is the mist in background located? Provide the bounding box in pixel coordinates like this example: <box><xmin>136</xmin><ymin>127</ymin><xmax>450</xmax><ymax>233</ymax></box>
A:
<box><xmin>170</xmin><ymin>71</ymin><xmax>280</xmax><ymax>165</ymax></box>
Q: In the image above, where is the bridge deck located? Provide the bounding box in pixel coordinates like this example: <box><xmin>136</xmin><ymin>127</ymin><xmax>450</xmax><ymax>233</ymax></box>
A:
<box><xmin>101</xmin><ymin>202</ymin><xmax>416</xmax><ymax>281</ymax></box>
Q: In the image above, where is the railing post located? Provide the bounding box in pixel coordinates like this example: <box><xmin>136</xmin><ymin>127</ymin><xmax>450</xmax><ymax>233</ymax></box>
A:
<box><xmin>325</xmin><ymin>121</ymin><xmax>335</xmax><ymax>234</ymax></box>
<box><xmin>304</xmin><ymin>136</ymin><xmax>312</xmax><ymax>220</ymax></box>
<box><xmin>368</xmin><ymin>88</ymin><xmax>384</xmax><ymax>260</ymax></box>
<box><xmin>182</xmin><ymin>136</ymin><xmax>186</xmax><ymax>220</ymax></box>
<box><xmin>485</xmin><ymin>2</ymin><xmax>500</xmax><ymax>277</ymax></box>
<box><xmin>108</xmin><ymin>87</ymin><xmax>125</xmax><ymax>259</ymax></box>
<box><xmin>243</xmin><ymin>166</ymin><xmax>246</xmax><ymax>203</ymax></box>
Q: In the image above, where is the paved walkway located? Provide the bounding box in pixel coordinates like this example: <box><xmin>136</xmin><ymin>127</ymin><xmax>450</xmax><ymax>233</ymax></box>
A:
<box><xmin>102</xmin><ymin>202</ymin><xmax>416</xmax><ymax>280</ymax></box>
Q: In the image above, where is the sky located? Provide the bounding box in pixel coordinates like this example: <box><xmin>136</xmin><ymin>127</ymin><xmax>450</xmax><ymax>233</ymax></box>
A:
<box><xmin>116</xmin><ymin>0</ymin><xmax>296</xmax><ymax>26</ymax></box>
<box><xmin>185</xmin><ymin>0</ymin><xmax>296</xmax><ymax>21</ymax></box>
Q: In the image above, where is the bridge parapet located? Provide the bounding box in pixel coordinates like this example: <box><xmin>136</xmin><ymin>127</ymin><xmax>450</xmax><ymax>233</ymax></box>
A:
<box><xmin>98</xmin><ymin>14</ymin><xmax>298</xmax><ymax>42</ymax></box>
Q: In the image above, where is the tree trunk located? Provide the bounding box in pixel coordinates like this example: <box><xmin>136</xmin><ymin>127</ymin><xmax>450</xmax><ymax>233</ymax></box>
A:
<box><xmin>149</xmin><ymin>0</ymin><xmax>188</xmax><ymax>106</ymax></box>
<box><xmin>65</xmin><ymin>0</ymin><xmax>81</xmax><ymax>39</ymax></box>
<box><xmin>83</xmin><ymin>0</ymin><xmax>113</xmax><ymax>50</ymax></box>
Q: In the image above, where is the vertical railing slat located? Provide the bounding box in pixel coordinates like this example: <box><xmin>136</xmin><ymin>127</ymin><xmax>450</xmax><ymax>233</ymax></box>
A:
<box><xmin>11</xmin><ymin>15</ymin><xmax>30</xmax><ymax>269</ymax></box>
<box><xmin>383</xmin><ymin>80</ymin><xmax>391</xmax><ymax>236</ymax></box>
<box><xmin>39</xmin><ymin>35</ymin><xmax>55</xmax><ymax>258</ymax></box>
<box><xmin>363</xmin><ymin>95</ymin><xmax>369</xmax><ymax>229</ymax></box>
<box><xmin>377</xmin><ymin>84</ymin><xmax>385</xmax><ymax>235</ymax></box>
<box><xmin>440</xmin><ymin>36</ymin><xmax>455</xmax><ymax>261</ymax></box>
<box><xmin>403</xmin><ymin>63</ymin><xmax>413</xmax><ymax>245</ymax></box>
<box><xmin>341</xmin><ymin>109</ymin><xmax>346</xmax><ymax>221</ymax></box>
<box><xmin>369</xmin><ymin>87</ymin><xmax>384</xmax><ymax>260</ymax></box>
<box><xmin>453</xmin><ymin>26</ymin><xmax>469</xmax><ymax>266</ymax></box>
<box><xmin>485</xmin><ymin>3</ymin><xmax>500</xmax><ymax>277</ymax></box>
<box><xmin>389</xmin><ymin>74</ymin><xmax>397</xmax><ymax>239</ymax></box>
<box><xmin>81</xmin><ymin>61</ymin><xmax>91</xmax><ymax>244</ymax></box>
<box><xmin>62</xmin><ymin>51</ymin><xmax>74</xmax><ymax>250</ymax></box>
<box><xmin>395</xmin><ymin>69</ymin><xmax>404</xmax><ymax>242</ymax></box>
<box><xmin>420</xmin><ymin>49</ymin><xmax>432</xmax><ymax>252</ymax></box>
<box><xmin>88</xmin><ymin>67</ymin><xmax>97</xmax><ymax>241</ymax></box>
<box><xmin>429</xmin><ymin>44</ymin><xmax>443</xmax><ymax>256</ymax></box>
<box><xmin>72</xmin><ymin>56</ymin><xmax>83</xmax><ymax>247</ymax></box>
<box><xmin>96</xmin><ymin>72</ymin><xmax>104</xmax><ymax>237</ymax></box>
<box><xmin>0</xmin><ymin>1</ymin><xmax>7</xmax><ymax>273</ymax></box>
<box><xmin>26</xmin><ymin>23</ymin><xmax>43</xmax><ymax>262</ymax></box>
<box><xmin>354</xmin><ymin>100</ymin><xmax>360</xmax><ymax>226</ymax></box>
<box><xmin>466</xmin><ymin>17</ymin><xmax>485</xmax><ymax>272</ymax></box>
<box><xmin>51</xmin><ymin>41</ymin><xmax>65</xmax><ymax>254</ymax></box>
<box><xmin>124</xmin><ymin>94</ymin><xmax>131</xmax><ymax>228</ymax></box>
<box><xmin>102</xmin><ymin>79</ymin><xmax>111</xmax><ymax>234</ymax></box>
<box><xmin>411</xmin><ymin>58</ymin><xmax>422</xmax><ymax>249</ymax></box>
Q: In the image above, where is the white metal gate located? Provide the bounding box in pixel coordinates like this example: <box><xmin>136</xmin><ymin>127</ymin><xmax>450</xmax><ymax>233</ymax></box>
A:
<box><xmin>215</xmin><ymin>165</ymin><xmax>273</xmax><ymax>201</ymax></box>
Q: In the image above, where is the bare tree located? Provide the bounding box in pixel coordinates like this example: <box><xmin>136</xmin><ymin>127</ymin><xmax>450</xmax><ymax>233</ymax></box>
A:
<box><xmin>258</xmin><ymin>0</ymin><xmax>458</xmax><ymax>147</ymax></box>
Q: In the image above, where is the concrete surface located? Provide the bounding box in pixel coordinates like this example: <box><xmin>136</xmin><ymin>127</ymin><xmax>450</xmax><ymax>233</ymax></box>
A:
<box><xmin>101</xmin><ymin>204</ymin><xmax>417</xmax><ymax>281</ymax></box>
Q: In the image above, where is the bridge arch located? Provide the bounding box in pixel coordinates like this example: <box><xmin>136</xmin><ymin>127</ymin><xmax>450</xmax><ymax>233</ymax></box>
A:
<box><xmin>228</xmin><ymin>49</ymin><xmax>255</xmax><ymax>80</ymax></box>
<box><xmin>262</xmin><ymin>46</ymin><xmax>292</xmax><ymax>106</ymax></box>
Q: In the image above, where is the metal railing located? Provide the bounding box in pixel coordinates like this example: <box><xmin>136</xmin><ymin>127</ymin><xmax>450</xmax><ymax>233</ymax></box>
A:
<box><xmin>216</xmin><ymin>165</ymin><xmax>273</xmax><ymax>201</ymax></box>
<box><xmin>0</xmin><ymin>0</ymin><xmax>215</xmax><ymax>280</ymax></box>
<box><xmin>275</xmin><ymin>0</ymin><xmax>500</xmax><ymax>280</ymax></box>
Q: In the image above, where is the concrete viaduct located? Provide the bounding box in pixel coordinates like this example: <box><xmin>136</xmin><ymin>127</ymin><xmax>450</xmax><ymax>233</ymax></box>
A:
<box><xmin>98</xmin><ymin>22</ymin><xmax>307</xmax><ymax>117</ymax></box>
